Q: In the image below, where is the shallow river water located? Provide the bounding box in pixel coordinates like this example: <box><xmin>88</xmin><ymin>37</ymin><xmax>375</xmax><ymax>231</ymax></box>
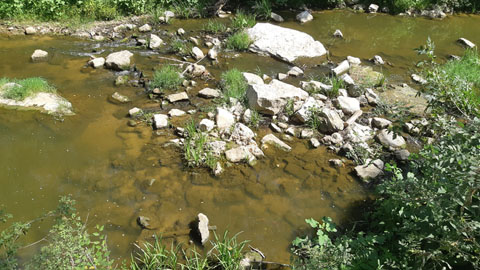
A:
<box><xmin>0</xmin><ymin>10</ymin><xmax>479</xmax><ymax>264</ymax></box>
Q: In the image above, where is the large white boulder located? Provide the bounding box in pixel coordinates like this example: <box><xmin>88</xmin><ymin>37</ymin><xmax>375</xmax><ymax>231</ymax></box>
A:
<box><xmin>296</xmin><ymin>11</ymin><xmax>313</xmax><ymax>23</ymax></box>
<box><xmin>149</xmin><ymin>34</ymin><xmax>163</xmax><ymax>49</ymax></box>
<box><xmin>318</xmin><ymin>108</ymin><xmax>344</xmax><ymax>134</ymax></box>
<box><xmin>355</xmin><ymin>159</ymin><xmax>384</xmax><ymax>182</ymax></box>
<box><xmin>377</xmin><ymin>129</ymin><xmax>406</xmax><ymax>149</ymax></box>
<box><xmin>153</xmin><ymin>114</ymin><xmax>169</xmax><ymax>129</ymax></box>
<box><xmin>216</xmin><ymin>108</ymin><xmax>235</xmax><ymax>131</ymax></box>
<box><xmin>243</xmin><ymin>72</ymin><xmax>264</xmax><ymax>85</ymax></box>
<box><xmin>247</xmin><ymin>79</ymin><xmax>308</xmax><ymax>115</ymax></box>
<box><xmin>337</xmin><ymin>96</ymin><xmax>360</xmax><ymax>115</ymax></box>
<box><xmin>247</xmin><ymin>23</ymin><xmax>327</xmax><ymax>63</ymax></box>
<box><xmin>88</xmin><ymin>57</ymin><xmax>105</xmax><ymax>68</ymax></box>
<box><xmin>105</xmin><ymin>50</ymin><xmax>133</xmax><ymax>70</ymax></box>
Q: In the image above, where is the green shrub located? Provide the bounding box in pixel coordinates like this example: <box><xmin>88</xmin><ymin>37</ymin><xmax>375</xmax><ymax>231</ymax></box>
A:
<box><xmin>151</xmin><ymin>65</ymin><xmax>183</xmax><ymax>91</ymax></box>
<box><xmin>293</xmin><ymin>116</ymin><xmax>480</xmax><ymax>269</ymax></box>
<box><xmin>230</xmin><ymin>10</ymin><xmax>256</xmax><ymax>30</ymax></box>
<box><xmin>1</xmin><ymin>196</ymin><xmax>113</xmax><ymax>270</ymax></box>
<box><xmin>225</xmin><ymin>32</ymin><xmax>252</xmax><ymax>51</ymax></box>
<box><xmin>0</xmin><ymin>77</ymin><xmax>56</xmax><ymax>101</ymax></box>
<box><xmin>220</xmin><ymin>69</ymin><xmax>248</xmax><ymax>103</ymax></box>
<box><xmin>416</xmin><ymin>38</ymin><xmax>480</xmax><ymax>118</ymax></box>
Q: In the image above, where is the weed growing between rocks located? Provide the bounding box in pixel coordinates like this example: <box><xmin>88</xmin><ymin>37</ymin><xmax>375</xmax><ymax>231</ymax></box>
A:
<box><xmin>151</xmin><ymin>65</ymin><xmax>183</xmax><ymax>92</ymax></box>
<box><xmin>220</xmin><ymin>69</ymin><xmax>248</xmax><ymax>104</ymax></box>
<box><xmin>0</xmin><ymin>77</ymin><xmax>56</xmax><ymax>100</ymax></box>
<box><xmin>225</xmin><ymin>32</ymin><xmax>252</xmax><ymax>51</ymax></box>
<box><xmin>183</xmin><ymin>119</ymin><xmax>217</xmax><ymax>170</ymax></box>
<box><xmin>253</xmin><ymin>0</ymin><xmax>272</xmax><ymax>19</ymax></box>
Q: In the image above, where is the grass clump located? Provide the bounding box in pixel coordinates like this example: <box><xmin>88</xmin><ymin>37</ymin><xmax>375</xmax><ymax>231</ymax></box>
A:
<box><xmin>202</xmin><ymin>19</ymin><xmax>227</xmax><ymax>34</ymax></box>
<box><xmin>230</xmin><ymin>10</ymin><xmax>256</xmax><ymax>30</ymax></box>
<box><xmin>416</xmin><ymin>38</ymin><xmax>480</xmax><ymax>118</ymax></box>
<box><xmin>253</xmin><ymin>0</ymin><xmax>272</xmax><ymax>20</ymax></box>
<box><xmin>0</xmin><ymin>77</ymin><xmax>56</xmax><ymax>101</ymax></box>
<box><xmin>225</xmin><ymin>32</ymin><xmax>252</xmax><ymax>51</ymax></box>
<box><xmin>220</xmin><ymin>69</ymin><xmax>248</xmax><ymax>103</ymax></box>
<box><xmin>151</xmin><ymin>65</ymin><xmax>183</xmax><ymax>91</ymax></box>
<box><xmin>183</xmin><ymin>119</ymin><xmax>217</xmax><ymax>170</ymax></box>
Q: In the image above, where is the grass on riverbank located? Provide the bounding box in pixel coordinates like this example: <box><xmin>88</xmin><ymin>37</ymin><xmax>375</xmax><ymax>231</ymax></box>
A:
<box><xmin>0</xmin><ymin>77</ymin><xmax>56</xmax><ymax>100</ymax></box>
<box><xmin>417</xmin><ymin>40</ymin><xmax>480</xmax><ymax>118</ymax></box>
<box><xmin>1</xmin><ymin>0</ymin><xmax>480</xmax><ymax>23</ymax></box>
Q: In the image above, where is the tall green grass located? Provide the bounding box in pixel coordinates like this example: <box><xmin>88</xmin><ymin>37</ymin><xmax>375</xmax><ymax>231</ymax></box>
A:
<box><xmin>230</xmin><ymin>10</ymin><xmax>256</xmax><ymax>30</ymax></box>
<box><xmin>202</xmin><ymin>19</ymin><xmax>227</xmax><ymax>34</ymax></box>
<box><xmin>183</xmin><ymin>119</ymin><xmax>217</xmax><ymax>170</ymax></box>
<box><xmin>0</xmin><ymin>77</ymin><xmax>56</xmax><ymax>100</ymax></box>
<box><xmin>151</xmin><ymin>65</ymin><xmax>183</xmax><ymax>91</ymax></box>
<box><xmin>225</xmin><ymin>32</ymin><xmax>252</xmax><ymax>51</ymax></box>
<box><xmin>220</xmin><ymin>69</ymin><xmax>248</xmax><ymax>103</ymax></box>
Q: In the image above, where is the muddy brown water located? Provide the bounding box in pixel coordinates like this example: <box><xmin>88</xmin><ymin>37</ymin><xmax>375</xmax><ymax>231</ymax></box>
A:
<box><xmin>0</xmin><ymin>10</ymin><xmax>479</xmax><ymax>265</ymax></box>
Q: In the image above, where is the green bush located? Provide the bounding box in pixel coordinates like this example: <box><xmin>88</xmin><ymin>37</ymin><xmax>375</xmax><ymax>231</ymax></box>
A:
<box><xmin>293</xmin><ymin>116</ymin><xmax>480</xmax><ymax>270</ymax></box>
<box><xmin>417</xmin><ymin>38</ymin><xmax>480</xmax><ymax>118</ymax></box>
<box><xmin>151</xmin><ymin>65</ymin><xmax>183</xmax><ymax>91</ymax></box>
<box><xmin>220</xmin><ymin>69</ymin><xmax>248</xmax><ymax>103</ymax></box>
<box><xmin>1</xmin><ymin>196</ymin><xmax>113</xmax><ymax>270</ymax></box>
<box><xmin>225</xmin><ymin>32</ymin><xmax>252</xmax><ymax>51</ymax></box>
<box><xmin>0</xmin><ymin>77</ymin><xmax>56</xmax><ymax>101</ymax></box>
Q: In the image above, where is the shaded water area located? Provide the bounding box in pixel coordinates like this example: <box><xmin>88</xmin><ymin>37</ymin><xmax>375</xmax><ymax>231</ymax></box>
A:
<box><xmin>0</xmin><ymin>10</ymin><xmax>479</xmax><ymax>264</ymax></box>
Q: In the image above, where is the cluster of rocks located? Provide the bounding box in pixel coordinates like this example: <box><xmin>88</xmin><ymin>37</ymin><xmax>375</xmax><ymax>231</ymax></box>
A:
<box><xmin>100</xmin><ymin>22</ymin><xmax>432</xmax><ymax>184</ymax></box>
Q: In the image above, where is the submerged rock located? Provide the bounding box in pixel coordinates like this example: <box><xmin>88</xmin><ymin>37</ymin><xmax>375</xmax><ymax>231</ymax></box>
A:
<box><xmin>247</xmin><ymin>23</ymin><xmax>327</xmax><ymax>63</ymax></box>
<box><xmin>261</xmin><ymin>134</ymin><xmax>291</xmax><ymax>152</ymax></box>
<box><xmin>105</xmin><ymin>50</ymin><xmax>133</xmax><ymax>71</ymax></box>
<box><xmin>111</xmin><ymin>92</ymin><xmax>130</xmax><ymax>103</ymax></box>
<box><xmin>246</xmin><ymin>79</ymin><xmax>308</xmax><ymax>115</ymax></box>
